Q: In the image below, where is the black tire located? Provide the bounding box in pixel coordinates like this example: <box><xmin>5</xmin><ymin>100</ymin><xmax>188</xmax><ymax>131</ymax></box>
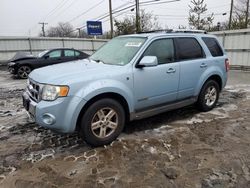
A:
<box><xmin>17</xmin><ymin>65</ymin><xmax>31</xmax><ymax>79</ymax></box>
<box><xmin>196</xmin><ymin>80</ymin><xmax>220</xmax><ymax>112</ymax></box>
<box><xmin>80</xmin><ymin>98</ymin><xmax>125</xmax><ymax>147</ymax></box>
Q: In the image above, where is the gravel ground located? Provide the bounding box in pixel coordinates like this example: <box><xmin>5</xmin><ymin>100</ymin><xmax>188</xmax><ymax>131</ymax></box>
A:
<box><xmin>0</xmin><ymin>69</ymin><xmax>250</xmax><ymax>188</ymax></box>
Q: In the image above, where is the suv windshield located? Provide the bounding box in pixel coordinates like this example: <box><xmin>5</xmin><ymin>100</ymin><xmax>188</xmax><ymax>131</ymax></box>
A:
<box><xmin>90</xmin><ymin>37</ymin><xmax>146</xmax><ymax>66</ymax></box>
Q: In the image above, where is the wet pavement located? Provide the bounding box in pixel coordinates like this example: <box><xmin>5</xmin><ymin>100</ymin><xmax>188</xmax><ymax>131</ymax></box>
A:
<box><xmin>0</xmin><ymin>69</ymin><xmax>250</xmax><ymax>188</ymax></box>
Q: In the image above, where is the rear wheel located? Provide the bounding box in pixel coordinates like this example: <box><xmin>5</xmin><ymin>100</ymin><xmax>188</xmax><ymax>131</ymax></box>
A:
<box><xmin>80</xmin><ymin>98</ymin><xmax>125</xmax><ymax>147</ymax></box>
<box><xmin>17</xmin><ymin>65</ymin><xmax>31</xmax><ymax>79</ymax></box>
<box><xmin>197</xmin><ymin>80</ymin><xmax>220</xmax><ymax>112</ymax></box>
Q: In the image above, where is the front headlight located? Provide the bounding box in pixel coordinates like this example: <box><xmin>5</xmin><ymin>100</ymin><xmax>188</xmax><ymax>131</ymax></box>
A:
<box><xmin>42</xmin><ymin>85</ymin><xmax>69</xmax><ymax>101</ymax></box>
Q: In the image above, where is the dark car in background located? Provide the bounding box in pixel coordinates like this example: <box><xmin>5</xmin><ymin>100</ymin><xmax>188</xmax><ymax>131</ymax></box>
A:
<box><xmin>8</xmin><ymin>48</ymin><xmax>89</xmax><ymax>78</ymax></box>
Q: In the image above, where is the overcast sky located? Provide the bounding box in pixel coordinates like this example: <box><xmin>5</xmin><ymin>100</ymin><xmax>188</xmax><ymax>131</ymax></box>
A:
<box><xmin>0</xmin><ymin>0</ymin><xmax>231</xmax><ymax>36</ymax></box>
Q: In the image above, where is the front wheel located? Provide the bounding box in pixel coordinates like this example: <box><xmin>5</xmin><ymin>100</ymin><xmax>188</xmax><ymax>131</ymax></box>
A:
<box><xmin>80</xmin><ymin>98</ymin><xmax>125</xmax><ymax>147</ymax></box>
<box><xmin>196</xmin><ymin>80</ymin><xmax>220</xmax><ymax>112</ymax></box>
<box><xmin>17</xmin><ymin>65</ymin><xmax>31</xmax><ymax>79</ymax></box>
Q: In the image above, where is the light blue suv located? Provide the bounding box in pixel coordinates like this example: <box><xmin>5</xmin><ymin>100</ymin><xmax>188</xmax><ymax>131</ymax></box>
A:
<box><xmin>23</xmin><ymin>31</ymin><xmax>229</xmax><ymax>146</ymax></box>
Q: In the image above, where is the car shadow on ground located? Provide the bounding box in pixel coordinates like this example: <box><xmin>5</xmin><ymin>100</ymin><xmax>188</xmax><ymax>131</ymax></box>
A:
<box><xmin>123</xmin><ymin>89</ymin><xmax>244</xmax><ymax>134</ymax></box>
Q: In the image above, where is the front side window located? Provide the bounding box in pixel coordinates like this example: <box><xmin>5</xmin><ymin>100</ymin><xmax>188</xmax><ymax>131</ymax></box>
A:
<box><xmin>176</xmin><ymin>38</ymin><xmax>204</xmax><ymax>61</ymax></box>
<box><xmin>202</xmin><ymin>37</ymin><xmax>224</xmax><ymax>57</ymax></box>
<box><xmin>47</xmin><ymin>50</ymin><xmax>62</xmax><ymax>58</ymax></box>
<box><xmin>38</xmin><ymin>50</ymin><xmax>49</xmax><ymax>58</ymax></box>
<box><xmin>143</xmin><ymin>38</ymin><xmax>175</xmax><ymax>64</ymax></box>
<box><xmin>90</xmin><ymin>37</ymin><xmax>147</xmax><ymax>66</ymax></box>
<box><xmin>64</xmin><ymin>50</ymin><xmax>75</xmax><ymax>57</ymax></box>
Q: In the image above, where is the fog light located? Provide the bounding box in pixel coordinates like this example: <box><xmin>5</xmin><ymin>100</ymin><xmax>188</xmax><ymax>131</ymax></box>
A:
<box><xmin>42</xmin><ymin>113</ymin><xmax>56</xmax><ymax>125</ymax></box>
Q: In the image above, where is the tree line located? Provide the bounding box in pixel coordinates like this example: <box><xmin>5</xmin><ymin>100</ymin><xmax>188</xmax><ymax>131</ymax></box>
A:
<box><xmin>40</xmin><ymin>0</ymin><xmax>250</xmax><ymax>38</ymax></box>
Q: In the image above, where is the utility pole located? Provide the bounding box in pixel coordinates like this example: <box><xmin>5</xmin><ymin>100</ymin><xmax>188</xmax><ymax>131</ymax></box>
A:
<box><xmin>76</xmin><ymin>28</ymin><xmax>81</xmax><ymax>38</ymax></box>
<box><xmin>135</xmin><ymin>0</ymin><xmax>140</xmax><ymax>33</ymax></box>
<box><xmin>39</xmin><ymin>22</ymin><xmax>48</xmax><ymax>37</ymax></box>
<box><xmin>245</xmin><ymin>0</ymin><xmax>250</xmax><ymax>28</ymax></box>
<box><xmin>109</xmin><ymin>0</ymin><xmax>114</xmax><ymax>38</ymax></box>
<box><xmin>229</xmin><ymin>0</ymin><xmax>233</xmax><ymax>30</ymax></box>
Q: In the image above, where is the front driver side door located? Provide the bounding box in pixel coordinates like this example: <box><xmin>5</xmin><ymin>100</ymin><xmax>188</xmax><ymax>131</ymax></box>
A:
<box><xmin>36</xmin><ymin>49</ymin><xmax>64</xmax><ymax>68</ymax></box>
<box><xmin>133</xmin><ymin>38</ymin><xmax>180</xmax><ymax>111</ymax></box>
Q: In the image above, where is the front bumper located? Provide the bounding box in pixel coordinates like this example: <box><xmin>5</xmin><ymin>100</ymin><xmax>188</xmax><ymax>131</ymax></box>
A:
<box><xmin>22</xmin><ymin>90</ymin><xmax>87</xmax><ymax>133</ymax></box>
<box><xmin>8</xmin><ymin>62</ymin><xmax>17</xmax><ymax>74</ymax></box>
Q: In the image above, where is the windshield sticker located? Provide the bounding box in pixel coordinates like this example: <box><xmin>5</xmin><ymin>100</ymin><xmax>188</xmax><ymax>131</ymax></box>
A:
<box><xmin>125</xmin><ymin>42</ymin><xmax>142</xmax><ymax>47</ymax></box>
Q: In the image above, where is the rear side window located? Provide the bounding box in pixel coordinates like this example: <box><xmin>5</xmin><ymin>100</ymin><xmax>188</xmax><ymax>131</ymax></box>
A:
<box><xmin>75</xmin><ymin>51</ymin><xmax>80</xmax><ymax>56</ymax></box>
<box><xmin>176</xmin><ymin>38</ymin><xmax>204</xmax><ymax>61</ymax></box>
<box><xmin>64</xmin><ymin>50</ymin><xmax>75</xmax><ymax>57</ymax></box>
<box><xmin>202</xmin><ymin>37</ymin><xmax>224</xmax><ymax>57</ymax></box>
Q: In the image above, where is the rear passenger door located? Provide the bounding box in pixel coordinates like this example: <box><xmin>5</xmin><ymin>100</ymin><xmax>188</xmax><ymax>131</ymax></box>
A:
<box><xmin>63</xmin><ymin>49</ymin><xmax>77</xmax><ymax>62</ymax></box>
<box><xmin>175</xmin><ymin>37</ymin><xmax>208</xmax><ymax>100</ymax></box>
<box><xmin>133</xmin><ymin>38</ymin><xmax>180</xmax><ymax>111</ymax></box>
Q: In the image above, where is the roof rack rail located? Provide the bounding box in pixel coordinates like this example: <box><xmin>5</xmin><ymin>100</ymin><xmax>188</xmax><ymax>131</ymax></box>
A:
<box><xmin>172</xmin><ymin>29</ymin><xmax>207</xmax><ymax>34</ymax></box>
<box><xmin>138</xmin><ymin>29</ymin><xmax>207</xmax><ymax>34</ymax></box>
<box><xmin>138</xmin><ymin>29</ymin><xmax>172</xmax><ymax>34</ymax></box>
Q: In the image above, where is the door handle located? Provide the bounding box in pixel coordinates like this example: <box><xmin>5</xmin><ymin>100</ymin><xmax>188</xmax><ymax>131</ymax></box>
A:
<box><xmin>166</xmin><ymin>68</ymin><xmax>176</xmax><ymax>73</ymax></box>
<box><xmin>200</xmin><ymin>63</ymin><xmax>207</xmax><ymax>68</ymax></box>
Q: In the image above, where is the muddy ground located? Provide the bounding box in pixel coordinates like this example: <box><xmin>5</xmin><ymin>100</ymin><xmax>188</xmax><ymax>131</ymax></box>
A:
<box><xmin>0</xmin><ymin>69</ymin><xmax>250</xmax><ymax>188</ymax></box>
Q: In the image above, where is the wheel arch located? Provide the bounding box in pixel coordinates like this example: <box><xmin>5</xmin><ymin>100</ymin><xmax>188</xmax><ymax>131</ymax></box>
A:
<box><xmin>75</xmin><ymin>92</ymin><xmax>130</xmax><ymax>132</ymax></box>
<box><xmin>195</xmin><ymin>72</ymin><xmax>223</xmax><ymax>97</ymax></box>
<box><xmin>17</xmin><ymin>63</ymin><xmax>33</xmax><ymax>70</ymax></box>
<box><xmin>207</xmin><ymin>74</ymin><xmax>222</xmax><ymax>91</ymax></box>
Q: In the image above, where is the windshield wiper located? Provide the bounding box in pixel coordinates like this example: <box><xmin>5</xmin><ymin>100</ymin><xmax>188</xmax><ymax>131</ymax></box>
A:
<box><xmin>91</xmin><ymin>59</ymin><xmax>106</xmax><ymax>64</ymax></box>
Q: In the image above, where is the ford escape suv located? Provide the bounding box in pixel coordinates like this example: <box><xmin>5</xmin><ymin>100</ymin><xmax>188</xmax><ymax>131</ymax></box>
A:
<box><xmin>23</xmin><ymin>31</ymin><xmax>229</xmax><ymax>146</ymax></box>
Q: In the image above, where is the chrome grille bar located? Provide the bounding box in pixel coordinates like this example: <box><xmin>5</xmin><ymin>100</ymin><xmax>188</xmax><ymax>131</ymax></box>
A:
<box><xmin>27</xmin><ymin>79</ymin><xmax>42</xmax><ymax>102</ymax></box>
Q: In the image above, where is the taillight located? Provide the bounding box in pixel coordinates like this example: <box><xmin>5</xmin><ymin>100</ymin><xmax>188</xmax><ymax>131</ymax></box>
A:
<box><xmin>225</xmin><ymin>58</ymin><xmax>230</xmax><ymax>72</ymax></box>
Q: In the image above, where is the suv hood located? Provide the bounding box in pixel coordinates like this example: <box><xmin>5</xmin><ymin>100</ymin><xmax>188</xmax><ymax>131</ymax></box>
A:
<box><xmin>29</xmin><ymin>59</ymin><xmax>124</xmax><ymax>85</ymax></box>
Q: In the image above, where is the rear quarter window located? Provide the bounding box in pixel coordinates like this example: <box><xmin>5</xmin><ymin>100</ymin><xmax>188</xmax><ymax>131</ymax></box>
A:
<box><xmin>202</xmin><ymin>37</ymin><xmax>224</xmax><ymax>57</ymax></box>
<box><xmin>176</xmin><ymin>37</ymin><xmax>205</xmax><ymax>61</ymax></box>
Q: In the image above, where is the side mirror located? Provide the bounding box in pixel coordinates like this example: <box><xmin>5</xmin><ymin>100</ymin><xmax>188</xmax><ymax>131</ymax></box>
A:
<box><xmin>44</xmin><ymin>54</ymin><xmax>49</xmax><ymax>59</ymax></box>
<box><xmin>137</xmin><ymin>56</ymin><xmax>158</xmax><ymax>68</ymax></box>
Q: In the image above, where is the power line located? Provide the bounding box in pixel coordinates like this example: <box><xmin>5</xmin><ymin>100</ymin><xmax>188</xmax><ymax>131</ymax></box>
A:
<box><xmin>73</xmin><ymin>3</ymin><xmax>134</xmax><ymax>28</ymax></box>
<box><xmin>27</xmin><ymin>0</ymin><xmax>68</xmax><ymax>33</ymax></box>
<box><xmin>67</xmin><ymin>6</ymin><xmax>132</xmax><ymax>35</ymax></box>
<box><xmin>72</xmin><ymin>1</ymin><xmax>131</xmax><ymax>27</ymax></box>
<box><xmin>67</xmin><ymin>0</ymin><xmax>181</xmax><ymax>35</ymax></box>
<box><xmin>155</xmin><ymin>14</ymin><xmax>188</xmax><ymax>17</ymax></box>
<box><xmin>47</xmin><ymin>0</ymin><xmax>79</xmax><ymax>23</ymax></box>
<box><xmin>209</xmin><ymin>3</ymin><xmax>231</xmax><ymax>9</ymax></box>
<box><xmin>73</xmin><ymin>0</ymin><xmax>174</xmax><ymax>28</ymax></box>
<box><xmin>67</xmin><ymin>0</ymin><xmax>105</xmax><ymax>23</ymax></box>
<box><xmin>85</xmin><ymin>0</ymin><xmax>172</xmax><ymax>22</ymax></box>
<box><xmin>140</xmin><ymin>0</ymin><xmax>180</xmax><ymax>7</ymax></box>
<box><xmin>42</xmin><ymin>0</ymin><xmax>68</xmax><ymax>22</ymax></box>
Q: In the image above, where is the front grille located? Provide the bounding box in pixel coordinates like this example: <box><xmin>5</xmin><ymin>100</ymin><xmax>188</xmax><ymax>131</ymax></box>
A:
<box><xmin>27</xmin><ymin>79</ymin><xmax>41</xmax><ymax>102</ymax></box>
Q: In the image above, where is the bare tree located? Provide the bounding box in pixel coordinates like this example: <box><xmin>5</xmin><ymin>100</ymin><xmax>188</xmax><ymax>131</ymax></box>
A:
<box><xmin>188</xmin><ymin>0</ymin><xmax>214</xmax><ymax>30</ymax></box>
<box><xmin>114</xmin><ymin>10</ymin><xmax>162</xmax><ymax>35</ymax></box>
<box><xmin>41</xmin><ymin>22</ymin><xmax>77</xmax><ymax>37</ymax></box>
<box><xmin>178</xmin><ymin>25</ymin><xmax>187</xmax><ymax>29</ymax></box>
<box><xmin>231</xmin><ymin>0</ymin><xmax>250</xmax><ymax>29</ymax></box>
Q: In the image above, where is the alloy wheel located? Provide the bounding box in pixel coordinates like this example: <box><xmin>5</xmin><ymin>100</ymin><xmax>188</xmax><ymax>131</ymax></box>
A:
<box><xmin>91</xmin><ymin>107</ymin><xmax>118</xmax><ymax>139</ymax></box>
<box><xmin>204</xmin><ymin>86</ymin><xmax>217</xmax><ymax>107</ymax></box>
<box><xmin>18</xmin><ymin>66</ymin><xmax>31</xmax><ymax>79</ymax></box>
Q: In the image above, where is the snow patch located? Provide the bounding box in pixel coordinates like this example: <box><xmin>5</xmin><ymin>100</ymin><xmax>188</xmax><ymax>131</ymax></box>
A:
<box><xmin>24</xmin><ymin>149</ymin><xmax>55</xmax><ymax>163</ymax></box>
